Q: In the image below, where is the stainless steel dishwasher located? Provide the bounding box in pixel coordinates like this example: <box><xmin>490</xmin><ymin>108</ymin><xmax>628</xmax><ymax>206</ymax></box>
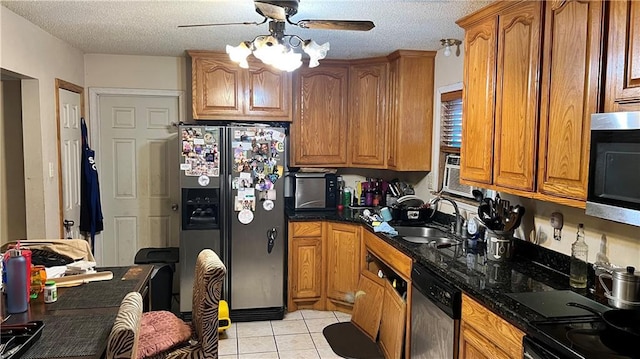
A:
<box><xmin>410</xmin><ymin>262</ymin><xmax>461</xmax><ymax>359</ymax></box>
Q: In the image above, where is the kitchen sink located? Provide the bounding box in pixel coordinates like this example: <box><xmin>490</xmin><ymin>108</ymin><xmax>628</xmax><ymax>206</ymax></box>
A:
<box><xmin>395</xmin><ymin>226</ymin><xmax>461</xmax><ymax>246</ymax></box>
<box><xmin>396</xmin><ymin>226</ymin><xmax>446</xmax><ymax>238</ymax></box>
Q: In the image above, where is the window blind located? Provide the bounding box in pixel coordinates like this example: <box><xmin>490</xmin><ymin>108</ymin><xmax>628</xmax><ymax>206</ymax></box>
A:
<box><xmin>440</xmin><ymin>90</ymin><xmax>463</xmax><ymax>149</ymax></box>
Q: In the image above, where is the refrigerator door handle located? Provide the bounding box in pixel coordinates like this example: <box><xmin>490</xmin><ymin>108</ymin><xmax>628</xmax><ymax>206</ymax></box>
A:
<box><xmin>267</xmin><ymin>227</ymin><xmax>277</xmax><ymax>253</ymax></box>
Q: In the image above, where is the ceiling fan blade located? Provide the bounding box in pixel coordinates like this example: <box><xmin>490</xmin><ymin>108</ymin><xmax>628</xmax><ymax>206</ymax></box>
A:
<box><xmin>255</xmin><ymin>2</ymin><xmax>287</xmax><ymax>21</ymax></box>
<box><xmin>178</xmin><ymin>21</ymin><xmax>263</xmax><ymax>28</ymax></box>
<box><xmin>295</xmin><ymin>20</ymin><xmax>375</xmax><ymax>31</ymax></box>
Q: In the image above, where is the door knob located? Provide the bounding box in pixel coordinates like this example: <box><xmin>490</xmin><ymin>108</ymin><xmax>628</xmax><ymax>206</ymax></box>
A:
<box><xmin>171</xmin><ymin>203</ymin><xmax>179</xmax><ymax>211</ymax></box>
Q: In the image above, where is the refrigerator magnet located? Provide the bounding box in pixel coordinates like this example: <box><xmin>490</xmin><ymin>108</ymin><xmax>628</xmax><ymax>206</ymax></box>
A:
<box><xmin>180</xmin><ymin>163</ymin><xmax>190</xmax><ymax>171</ymax></box>
<box><xmin>275</xmin><ymin>141</ymin><xmax>285</xmax><ymax>153</ymax></box>
<box><xmin>198</xmin><ymin>175</ymin><xmax>210</xmax><ymax>187</ymax></box>
<box><xmin>238</xmin><ymin>209</ymin><xmax>254</xmax><ymax>224</ymax></box>
<box><xmin>263</xmin><ymin>200</ymin><xmax>274</xmax><ymax>211</ymax></box>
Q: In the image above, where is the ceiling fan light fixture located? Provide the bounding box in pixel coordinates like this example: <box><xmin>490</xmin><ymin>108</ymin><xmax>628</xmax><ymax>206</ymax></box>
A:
<box><xmin>440</xmin><ymin>38</ymin><xmax>462</xmax><ymax>57</ymax></box>
<box><xmin>226</xmin><ymin>41</ymin><xmax>252</xmax><ymax>68</ymax></box>
<box><xmin>278</xmin><ymin>49</ymin><xmax>303</xmax><ymax>72</ymax></box>
<box><xmin>303</xmin><ymin>40</ymin><xmax>330</xmax><ymax>68</ymax></box>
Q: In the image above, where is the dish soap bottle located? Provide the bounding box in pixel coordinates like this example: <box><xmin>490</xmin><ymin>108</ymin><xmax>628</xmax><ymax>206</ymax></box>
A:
<box><xmin>570</xmin><ymin>224</ymin><xmax>588</xmax><ymax>289</ymax></box>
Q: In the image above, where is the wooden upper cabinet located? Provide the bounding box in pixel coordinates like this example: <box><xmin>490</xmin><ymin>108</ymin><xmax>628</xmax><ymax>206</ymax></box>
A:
<box><xmin>245</xmin><ymin>63</ymin><xmax>292</xmax><ymax>118</ymax></box>
<box><xmin>459</xmin><ymin>15</ymin><xmax>497</xmax><ymax>185</ymax></box>
<box><xmin>386</xmin><ymin>51</ymin><xmax>436</xmax><ymax>171</ymax></box>
<box><xmin>492</xmin><ymin>1</ymin><xmax>542</xmax><ymax>192</ymax></box>
<box><xmin>189</xmin><ymin>51</ymin><xmax>292</xmax><ymax>121</ymax></box>
<box><xmin>192</xmin><ymin>54</ymin><xmax>244</xmax><ymax>117</ymax></box>
<box><xmin>326</xmin><ymin>222</ymin><xmax>361</xmax><ymax>307</ymax></box>
<box><xmin>605</xmin><ymin>0</ymin><xmax>640</xmax><ymax>111</ymax></box>
<box><xmin>291</xmin><ymin>63</ymin><xmax>350</xmax><ymax>167</ymax></box>
<box><xmin>349</xmin><ymin>60</ymin><xmax>388</xmax><ymax>168</ymax></box>
<box><xmin>537</xmin><ymin>0</ymin><xmax>604</xmax><ymax>204</ymax></box>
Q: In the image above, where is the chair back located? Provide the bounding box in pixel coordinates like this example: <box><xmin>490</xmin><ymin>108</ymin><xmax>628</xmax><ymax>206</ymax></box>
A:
<box><xmin>107</xmin><ymin>292</ymin><xmax>143</xmax><ymax>359</ymax></box>
<box><xmin>192</xmin><ymin>249</ymin><xmax>226</xmax><ymax>355</ymax></box>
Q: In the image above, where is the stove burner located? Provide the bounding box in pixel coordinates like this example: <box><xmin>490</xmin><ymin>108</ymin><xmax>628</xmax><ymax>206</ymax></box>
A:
<box><xmin>532</xmin><ymin>319</ymin><xmax>639</xmax><ymax>359</ymax></box>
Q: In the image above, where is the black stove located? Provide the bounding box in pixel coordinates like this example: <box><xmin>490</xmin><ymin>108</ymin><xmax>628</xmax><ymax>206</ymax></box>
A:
<box><xmin>526</xmin><ymin>317</ymin><xmax>639</xmax><ymax>359</ymax></box>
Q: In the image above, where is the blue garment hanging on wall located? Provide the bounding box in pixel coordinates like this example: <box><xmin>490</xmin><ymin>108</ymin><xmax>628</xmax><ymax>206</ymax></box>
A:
<box><xmin>79</xmin><ymin>118</ymin><xmax>103</xmax><ymax>249</ymax></box>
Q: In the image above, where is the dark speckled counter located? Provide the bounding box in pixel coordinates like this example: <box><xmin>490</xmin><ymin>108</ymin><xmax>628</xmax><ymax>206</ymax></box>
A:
<box><xmin>287</xmin><ymin>208</ymin><xmax>592</xmax><ymax>334</ymax></box>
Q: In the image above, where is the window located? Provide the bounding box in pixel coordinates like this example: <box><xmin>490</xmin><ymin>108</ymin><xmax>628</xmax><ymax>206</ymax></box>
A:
<box><xmin>440</xmin><ymin>90</ymin><xmax>463</xmax><ymax>151</ymax></box>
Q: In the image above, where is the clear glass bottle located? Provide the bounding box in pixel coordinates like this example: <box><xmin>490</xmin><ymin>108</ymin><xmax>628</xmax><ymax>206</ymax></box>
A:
<box><xmin>570</xmin><ymin>224</ymin><xmax>589</xmax><ymax>289</ymax></box>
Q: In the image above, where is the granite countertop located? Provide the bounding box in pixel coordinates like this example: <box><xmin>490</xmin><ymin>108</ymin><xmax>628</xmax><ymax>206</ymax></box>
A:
<box><xmin>287</xmin><ymin>207</ymin><xmax>590</xmax><ymax>334</ymax></box>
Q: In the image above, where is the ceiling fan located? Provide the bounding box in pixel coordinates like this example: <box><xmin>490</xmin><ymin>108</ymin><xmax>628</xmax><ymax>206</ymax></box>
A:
<box><xmin>178</xmin><ymin>0</ymin><xmax>375</xmax><ymax>32</ymax></box>
<box><xmin>179</xmin><ymin>1</ymin><xmax>375</xmax><ymax>71</ymax></box>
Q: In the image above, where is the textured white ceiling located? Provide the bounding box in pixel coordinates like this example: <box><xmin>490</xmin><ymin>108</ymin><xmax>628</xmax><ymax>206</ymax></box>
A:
<box><xmin>1</xmin><ymin>0</ymin><xmax>492</xmax><ymax>59</ymax></box>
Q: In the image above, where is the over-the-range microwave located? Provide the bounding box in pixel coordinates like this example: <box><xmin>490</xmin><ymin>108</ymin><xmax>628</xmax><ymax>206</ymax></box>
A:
<box><xmin>586</xmin><ymin>112</ymin><xmax>640</xmax><ymax>227</ymax></box>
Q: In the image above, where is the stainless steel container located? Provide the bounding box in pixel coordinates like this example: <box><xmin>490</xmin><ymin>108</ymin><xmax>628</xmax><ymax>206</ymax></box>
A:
<box><xmin>599</xmin><ymin>266</ymin><xmax>640</xmax><ymax>309</ymax></box>
<box><xmin>486</xmin><ymin>230</ymin><xmax>514</xmax><ymax>262</ymax></box>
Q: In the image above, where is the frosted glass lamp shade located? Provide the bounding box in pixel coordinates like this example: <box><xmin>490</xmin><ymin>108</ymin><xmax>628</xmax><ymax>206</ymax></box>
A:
<box><xmin>303</xmin><ymin>40</ymin><xmax>330</xmax><ymax>68</ymax></box>
<box><xmin>226</xmin><ymin>42</ymin><xmax>251</xmax><ymax>68</ymax></box>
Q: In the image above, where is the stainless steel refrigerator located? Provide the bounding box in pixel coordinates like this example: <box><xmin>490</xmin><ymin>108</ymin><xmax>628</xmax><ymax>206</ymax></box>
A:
<box><xmin>179</xmin><ymin>124</ymin><xmax>287</xmax><ymax>321</ymax></box>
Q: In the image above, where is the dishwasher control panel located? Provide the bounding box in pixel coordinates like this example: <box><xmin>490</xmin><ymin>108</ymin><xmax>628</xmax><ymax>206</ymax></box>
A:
<box><xmin>412</xmin><ymin>262</ymin><xmax>461</xmax><ymax>319</ymax></box>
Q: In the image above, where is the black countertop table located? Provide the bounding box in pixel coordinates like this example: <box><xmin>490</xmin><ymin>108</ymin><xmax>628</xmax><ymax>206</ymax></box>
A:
<box><xmin>288</xmin><ymin>208</ymin><xmax>594</xmax><ymax>334</ymax></box>
<box><xmin>1</xmin><ymin>265</ymin><xmax>153</xmax><ymax>359</ymax></box>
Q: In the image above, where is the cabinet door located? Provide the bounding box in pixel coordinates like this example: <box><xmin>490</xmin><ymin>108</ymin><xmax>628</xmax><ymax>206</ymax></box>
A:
<box><xmin>245</xmin><ymin>63</ymin><xmax>292</xmax><ymax>119</ymax></box>
<box><xmin>192</xmin><ymin>55</ymin><xmax>244</xmax><ymax>118</ymax></box>
<box><xmin>349</xmin><ymin>62</ymin><xmax>387</xmax><ymax>168</ymax></box>
<box><xmin>460</xmin><ymin>17</ymin><xmax>497</xmax><ymax>185</ymax></box>
<box><xmin>459</xmin><ymin>322</ymin><xmax>511</xmax><ymax>359</ymax></box>
<box><xmin>492</xmin><ymin>1</ymin><xmax>542</xmax><ymax>192</ymax></box>
<box><xmin>605</xmin><ymin>0</ymin><xmax>640</xmax><ymax>111</ymax></box>
<box><xmin>379</xmin><ymin>281</ymin><xmax>406</xmax><ymax>359</ymax></box>
<box><xmin>290</xmin><ymin>237</ymin><xmax>323</xmax><ymax>300</ymax></box>
<box><xmin>326</xmin><ymin>223</ymin><xmax>361</xmax><ymax>306</ymax></box>
<box><xmin>291</xmin><ymin>64</ymin><xmax>349</xmax><ymax>166</ymax></box>
<box><xmin>538</xmin><ymin>0</ymin><xmax>604</xmax><ymax>202</ymax></box>
<box><xmin>386</xmin><ymin>51</ymin><xmax>436</xmax><ymax>171</ymax></box>
<box><xmin>288</xmin><ymin>221</ymin><xmax>324</xmax><ymax>311</ymax></box>
<box><xmin>387</xmin><ymin>58</ymin><xmax>400</xmax><ymax>169</ymax></box>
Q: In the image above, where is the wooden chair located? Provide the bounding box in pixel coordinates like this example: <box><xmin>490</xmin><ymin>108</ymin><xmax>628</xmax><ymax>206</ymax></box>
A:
<box><xmin>107</xmin><ymin>292</ymin><xmax>144</xmax><ymax>359</ymax></box>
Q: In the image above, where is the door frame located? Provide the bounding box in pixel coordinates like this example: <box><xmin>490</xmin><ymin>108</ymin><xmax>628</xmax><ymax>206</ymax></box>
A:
<box><xmin>88</xmin><ymin>87</ymin><xmax>185</xmax><ymax>264</ymax></box>
<box><xmin>55</xmin><ymin>79</ymin><xmax>84</xmax><ymax>238</ymax></box>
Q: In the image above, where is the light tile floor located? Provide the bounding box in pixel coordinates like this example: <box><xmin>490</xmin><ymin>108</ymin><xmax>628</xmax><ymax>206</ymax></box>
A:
<box><xmin>219</xmin><ymin>309</ymin><xmax>352</xmax><ymax>359</ymax></box>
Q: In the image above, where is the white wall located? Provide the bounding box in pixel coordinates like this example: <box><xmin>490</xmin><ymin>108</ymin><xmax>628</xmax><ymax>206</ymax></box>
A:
<box><xmin>84</xmin><ymin>54</ymin><xmax>187</xmax><ymax>92</ymax></box>
<box><xmin>0</xmin><ymin>6</ymin><xmax>85</xmax><ymax>238</ymax></box>
<box><xmin>0</xmin><ymin>79</ymin><xmax>27</xmax><ymax>244</ymax></box>
<box><xmin>502</xmin><ymin>195</ymin><xmax>640</xmax><ymax>269</ymax></box>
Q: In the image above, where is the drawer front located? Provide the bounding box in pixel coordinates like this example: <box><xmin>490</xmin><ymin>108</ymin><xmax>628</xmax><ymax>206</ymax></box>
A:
<box><xmin>363</xmin><ymin>230</ymin><xmax>412</xmax><ymax>280</ymax></box>
<box><xmin>291</xmin><ymin>221</ymin><xmax>323</xmax><ymax>237</ymax></box>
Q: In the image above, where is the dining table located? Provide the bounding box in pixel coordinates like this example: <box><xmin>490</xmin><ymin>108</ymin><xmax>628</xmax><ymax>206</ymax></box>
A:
<box><xmin>1</xmin><ymin>265</ymin><xmax>153</xmax><ymax>359</ymax></box>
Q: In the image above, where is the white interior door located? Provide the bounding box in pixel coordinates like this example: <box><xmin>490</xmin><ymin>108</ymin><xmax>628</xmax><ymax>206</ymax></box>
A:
<box><xmin>98</xmin><ymin>95</ymin><xmax>180</xmax><ymax>266</ymax></box>
<box><xmin>59</xmin><ymin>89</ymin><xmax>82</xmax><ymax>239</ymax></box>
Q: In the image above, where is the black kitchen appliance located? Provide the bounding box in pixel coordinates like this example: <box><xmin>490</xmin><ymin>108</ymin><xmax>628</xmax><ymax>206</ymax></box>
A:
<box><xmin>518</xmin><ymin>291</ymin><xmax>640</xmax><ymax>358</ymax></box>
<box><xmin>586</xmin><ymin>112</ymin><xmax>640</xmax><ymax>227</ymax></box>
<box><xmin>525</xmin><ymin>317</ymin><xmax>639</xmax><ymax>359</ymax></box>
<box><xmin>410</xmin><ymin>262</ymin><xmax>461</xmax><ymax>359</ymax></box>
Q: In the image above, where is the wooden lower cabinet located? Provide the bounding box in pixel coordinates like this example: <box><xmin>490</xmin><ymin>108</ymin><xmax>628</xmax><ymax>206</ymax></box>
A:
<box><xmin>288</xmin><ymin>221</ymin><xmax>324</xmax><ymax>311</ymax></box>
<box><xmin>362</xmin><ymin>230</ymin><xmax>413</xmax><ymax>359</ymax></box>
<box><xmin>326</xmin><ymin>222</ymin><xmax>361</xmax><ymax>311</ymax></box>
<box><xmin>287</xmin><ymin>221</ymin><xmax>361</xmax><ymax>312</ymax></box>
<box><xmin>459</xmin><ymin>293</ymin><xmax>524</xmax><ymax>359</ymax></box>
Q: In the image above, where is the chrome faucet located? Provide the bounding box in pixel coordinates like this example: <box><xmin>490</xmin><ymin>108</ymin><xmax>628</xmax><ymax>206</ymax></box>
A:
<box><xmin>428</xmin><ymin>195</ymin><xmax>463</xmax><ymax>236</ymax></box>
